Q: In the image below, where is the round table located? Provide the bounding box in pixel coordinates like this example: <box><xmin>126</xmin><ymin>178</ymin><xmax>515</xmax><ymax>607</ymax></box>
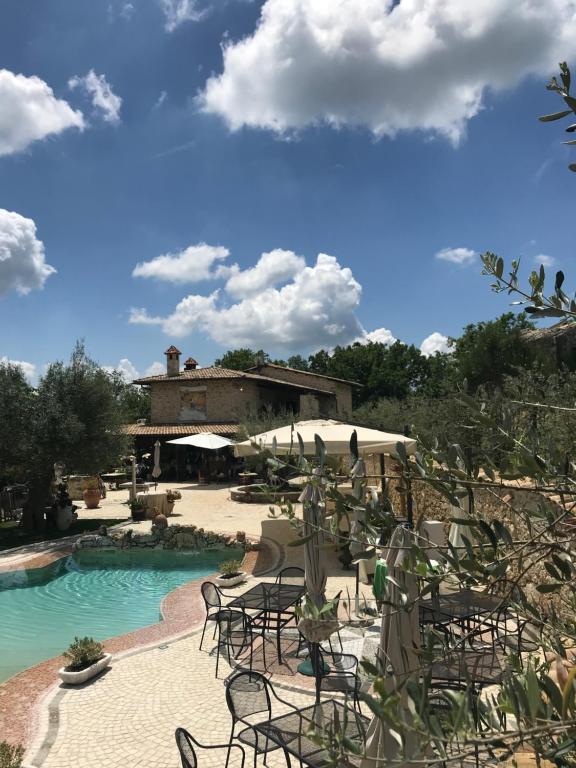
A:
<box><xmin>136</xmin><ymin>492</ymin><xmax>172</xmax><ymax>519</ymax></box>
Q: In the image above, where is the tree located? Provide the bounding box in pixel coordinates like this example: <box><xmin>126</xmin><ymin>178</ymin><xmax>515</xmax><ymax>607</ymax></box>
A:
<box><xmin>107</xmin><ymin>371</ymin><xmax>151</xmax><ymax>423</ymax></box>
<box><xmin>213</xmin><ymin>348</ymin><xmax>270</xmax><ymax>370</ymax></box>
<box><xmin>286</xmin><ymin>354</ymin><xmax>310</xmax><ymax>371</ymax></box>
<box><xmin>0</xmin><ymin>363</ymin><xmax>35</xmax><ymax>486</ymax></box>
<box><xmin>451</xmin><ymin>312</ymin><xmax>543</xmax><ymax>391</ymax></box>
<box><xmin>538</xmin><ymin>61</ymin><xmax>576</xmax><ymax>173</ymax></box>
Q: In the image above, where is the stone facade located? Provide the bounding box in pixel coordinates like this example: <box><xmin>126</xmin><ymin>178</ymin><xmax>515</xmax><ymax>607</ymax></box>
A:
<box><xmin>150</xmin><ymin>379</ymin><xmax>261</xmax><ymax>423</ymax></box>
<box><xmin>254</xmin><ymin>364</ymin><xmax>354</xmax><ymax>417</ymax></box>
<box><xmin>74</xmin><ymin>524</ymin><xmax>255</xmax><ymax>553</ymax></box>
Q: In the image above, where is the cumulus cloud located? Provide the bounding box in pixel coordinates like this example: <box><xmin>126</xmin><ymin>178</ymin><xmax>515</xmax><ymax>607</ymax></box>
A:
<box><xmin>0</xmin><ymin>209</ymin><xmax>56</xmax><ymax>297</ymax></box>
<box><xmin>363</xmin><ymin>327</ymin><xmax>397</xmax><ymax>346</ymax></box>
<box><xmin>128</xmin><ymin>307</ymin><xmax>164</xmax><ymax>325</ymax></box>
<box><xmin>159</xmin><ymin>0</ymin><xmax>206</xmax><ymax>31</ymax></box>
<box><xmin>133</xmin><ymin>244</ymin><xmax>230</xmax><ymax>283</ymax></box>
<box><xmin>69</xmin><ymin>70</ymin><xmax>122</xmax><ymax>124</ymax></box>
<box><xmin>200</xmin><ymin>0</ymin><xmax>576</xmax><ymax>143</ymax></box>
<box><xmin>131</xmin><ymin>252</ymin><xmax>364</xmax><ymax>351</ymax></box>
<box><xmin>0</xmin><ymin>356</ymin><xmax>37</xmax><ymax>383</ymax></box>
<box><xmin>145</xmin><ymin>361</ymin><xmax>166</xmax><ymax>376</ymax></box>
<box><xmin>0</xmin><ymin>69</ymin><xmax>84</xmax><ymax>157</ymax></box>
<box><xmin>534</xmin><ymin>253</ymin><xmax>556</xmax><ymax>267</ymax></box>
<box><xmin>224</xmin><ymin>249</ymin><xmax>306</xmax><ymax>299</ymax></box>
<box><xmin>435</xmin><ymin>246</ymin><xmax>476</xmax><ymax>265</ymax></box>
<box><xmin>104</xmin><ymin>357</ymin><xmax>140</xmax><ymax>382</ymax></box>
<box><xmin>420</xmin><ymin>332</ymin><xmax>451</xmax><ymax>356</ymax></box>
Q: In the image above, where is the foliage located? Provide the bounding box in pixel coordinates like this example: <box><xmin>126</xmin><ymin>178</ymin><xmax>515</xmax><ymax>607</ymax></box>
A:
<box><xmin>219</xmin><ymin>559</ymin><xmax>243</xmax><ymax>575</ymax></box>
<box><xmin>63</xmin><ymin>636</ymin><xmax>104</xmax><ymax>671</ymax></box>
<box><xmin>539</xmin><ymin>62</ymin><xmax>576</xmax><ymax>172</ymax></box>
<box><xmin>0</xmin><ymin>363</ymin><xmax>35</xmax><ymax>486</ymax></box>
<box><xmin>166</xmin><ymin>489</ymin><xmax>181</xmax><ymax>503</ymax></box>
<box><xmin>123</xmin><ymin>498</ymin><xmax>145</xmax><ymax>513</ymax></box>
<box><xmin>29</xmin><ymin>342</ymin><xmax>129</xmax><ymax>482</ymax></box>
<box><xmin>0</xmin><ymin>742</ymin><xmax>23</xmax><ymax>768</ymax></box>
<box><xmin>214</xmin><ymin>348</ymin><xmax>270</xmax><ymax>370</ymax></box>
<box><xmin>107</xmin><ymin>371</ymin><xmax>151</xmax><ymax>422</ymax></box>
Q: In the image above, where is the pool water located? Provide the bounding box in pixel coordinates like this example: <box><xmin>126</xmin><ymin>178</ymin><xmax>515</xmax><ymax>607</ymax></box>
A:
<box><xmin>0</xmin><ymin>548</ymin><xmax>239</xmax><ymax>683</ymax></box>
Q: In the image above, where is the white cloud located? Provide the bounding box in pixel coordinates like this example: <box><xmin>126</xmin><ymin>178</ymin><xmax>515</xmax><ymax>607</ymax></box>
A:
<box><xmin>121</xmin><ymin>2</ymin><xmax>135</xmax><ymax>19</ymax></box>
<box><xmin>0</xmin><ymin>69</ymin><xmax>83</xmax><ymax>157</ymax></box>
<box><xmin>104</xmin><ymin>358</ymin><xmax>140</xmax><ymax>382</ymax></box>
<box><xmin>0</xmin><ymin>209</ymin><xmax>56</xmax><ymax>297</ymax></box>
<box><xmin>133</xmin><ymin>243</ymin><xmax>230</xmax><ymax>283</ymax></box>
<box><xmin>131</xmin><ymin>252</ymin><xmax>364</xmax><ymax>351</ymax></box>
<box><xmin>145</xmin><ymin>361</ymin><xmax>166</xmax><ymax>376</ymax></box>
<box><xmin>159</xmin><ymin>0</ymin><xmax>206</xmax><ymax>31</ymax></box>
<box><xmin>154</xmin><ymin>90</ymin><xmax>168</xmax><ymax>109</ymax></box>
<box><xmin>200</xmin><ymin>0</ymin><xmax>576</xmax><ymax>143</ymax></box>
<box><xmin>534</xmin><ymin>253</ymin><xmax>556</xmax><ymax>268</ymax></box>
<box><xmin>420</xmin><ymin>332</ymin><xmax>451</xmax><ymax>356</ymax></box>
<box><xmin>435</xmin><ymin>246</ymin><xmax>476</xmax><ymax>265</ymax></box>
<box><xmin>0</xmin><ymin>356</ymin><xmax>37</xmax><ymax>383</ymax></box>
<box><xmin>224</xmin><ymin>249</ymin><xmax>306</xmax><ymax>299</ymax></box>
<box><xmin>69</xmin><ymin>70</ymin><xmax>122</xmax><ymax>124</ymax></box>
<box><xmin>362</xmin><ymin>327</ymin><xmax>397</xmax><ymax>346</ymax></box>
<box><xmin>128</xmin><ymin>307</ymin><xmax>164</xmax><ymax>325</ymax></box>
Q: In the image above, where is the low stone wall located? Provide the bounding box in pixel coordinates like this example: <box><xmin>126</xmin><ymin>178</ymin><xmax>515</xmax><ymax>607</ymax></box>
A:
<box><xmin>230</xmin><ymin>484</ymin><xmax>302</xmax><ymax>504</ymax></box>
<box><xmin>73</xmin><ymin>524</ymin><xmax>257</xmax><ymax>553</ymax></box>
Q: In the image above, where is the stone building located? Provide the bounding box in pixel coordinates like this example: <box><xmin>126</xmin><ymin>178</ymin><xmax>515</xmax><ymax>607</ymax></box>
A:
<box><xmin>522</xmin><ymin>320</ymin><xmax>576</xmax><ymax>369</ymax></box>
<box><xmin>123</xmin><ymin>347</ymin><xmax>359</xmax><ymax>465</ymax></box>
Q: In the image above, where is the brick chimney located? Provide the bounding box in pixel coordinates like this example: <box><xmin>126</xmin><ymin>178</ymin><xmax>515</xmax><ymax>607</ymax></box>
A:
<box><xmin>164</xmin><ymin>345</ymin><xmax>181</xmax><ymax>377</ymax></box>
<box><xmin>184</xmin><ymin>357</ymin><xmax>198</xmax><ymax>371</ymax></box>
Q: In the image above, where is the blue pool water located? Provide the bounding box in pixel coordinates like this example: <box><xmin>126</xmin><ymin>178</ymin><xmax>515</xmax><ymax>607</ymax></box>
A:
<box><xmin>0</xmin><ymin>548</ymin><xmax>239</xmax><ymax>683</ymax></box>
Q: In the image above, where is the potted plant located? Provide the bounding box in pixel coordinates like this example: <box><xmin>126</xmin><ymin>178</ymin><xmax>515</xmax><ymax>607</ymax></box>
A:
<box><xmin>59</xmin><ymin>636</ymin><xmax>111</xmax><ymax>685</ymax></box>
<box><xmin>83</xmin><ymin>476</ymin><xmax>101</xmax><ymax>510</ymax></box>
<box><xmin>297</xmin><ymin>596</ymin><xmax>340</xmax><ymax>644</ymax></box>
<box><xmin>0</xmin><ymin>741</ymin><xmax>24</xmax><ymax>768</ymax></box>
<box><xmin>214</xmin><ymin>559</ymin><xmax>246</xmax><ymax>587</ymax></box>
<box><xmin>52</xmin><ymin>482</ymin><xmax>78</xmax><ymax>532</ymax></box>
<box><xmin>166</xmin><ymin>488</ymin><xmax>181</xmax><ymax>515</ymax></box>
<box><xmin>124</xmin><ymin>498</ymin><xmax>146</xmax><ymax>522</ymax></box>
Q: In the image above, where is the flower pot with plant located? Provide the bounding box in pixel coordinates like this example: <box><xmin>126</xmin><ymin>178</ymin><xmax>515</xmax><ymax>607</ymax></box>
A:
<box><xmin>166</xmin><ymin>489</ymin><xmax>181</xmax><ymax>515</ymax></box>
<box><xmin>214</xmin><ymin>559</ymin><xmax>246</xmax><ymax>587</ymax></box>
<box><xmin>83</xmin><ymin>476</ymin><xmax>102</xmax><ymax>510</ymax></box>
<box><xmin>124</xmin><ymin>498</ymin><xmax>146</xmax><ymax>522</ymax></box>
<box><xmin>59</xmin><ymin>636</ymin><xmax>111</xmax><ymax>685</ymax></box>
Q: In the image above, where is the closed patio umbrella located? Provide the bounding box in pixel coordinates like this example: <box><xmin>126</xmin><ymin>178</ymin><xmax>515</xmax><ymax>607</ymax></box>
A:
<box><xmin>234</xmin><ymin>419</ymin><xmax>416</xmax><ymax>457</ymax></box>
<box><xmin>300</xmin><ymin>468</ymin><xmax>327</xmax><ymax>608</ymax></box>
<box><xmin>448</xmin><ymin>489</ymin><xmax>474</xmax><ymax>549</ymax></box>
<box><xmin>152</xmin><ymin>440</ymin><xmax>162</xmax><ymax>480</ymax></box>
<box><xmin>361</xmin><ymin>525</ymin><xmax>421</xmax><ymax>767</ymax></box>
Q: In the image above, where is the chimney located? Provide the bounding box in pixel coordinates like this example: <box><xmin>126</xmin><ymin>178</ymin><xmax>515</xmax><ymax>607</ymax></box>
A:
<box><xmin>184</xmin><ymin>357</ymin><xmax>198</xmax><ymax>371</ymax></box>
<box><xmin>164</xmin><ymin>345</ymin><xmax>181</xmax><ymax>377</ymax></box>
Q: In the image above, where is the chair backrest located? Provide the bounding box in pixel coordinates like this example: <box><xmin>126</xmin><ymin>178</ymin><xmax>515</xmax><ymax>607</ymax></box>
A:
<box><xmin>217</xmin><ymin>609</ymin><xmax>251</xmax><ymax>658</ymax></box>
<box><xmin>225</xmin><ymin>669</ymin><xmax>272</xmax><ymax>723</ymax></box>
<box><xmin>201</xmin><ymin>581</ymin><xmax>221</xmax><ymax>611</ymax></box>
<box><xmin>275</xmin><ymin>566</ymin><xmax>305</xmax><ymax>586</ymax></box>
<box><xmin>262</xmin><ymin>583</ymin><xmax>283</xmax><ymax>612</ymax></box>
<box><xmin>175</xmin><ymin>728</ymin><xmax>198</xmax><ymax>768</ymax></box>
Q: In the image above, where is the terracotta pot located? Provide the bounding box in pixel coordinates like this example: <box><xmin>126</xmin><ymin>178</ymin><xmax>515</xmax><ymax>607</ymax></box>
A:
<box><xmin>83</xmin><ymin>488</ymin><xmax>101</xmax><ymax>509</ymax></box>
<box><xmin>154</xmin><ymin>513</ymin><xmax>168</xmax><ymax>530</ymax></box>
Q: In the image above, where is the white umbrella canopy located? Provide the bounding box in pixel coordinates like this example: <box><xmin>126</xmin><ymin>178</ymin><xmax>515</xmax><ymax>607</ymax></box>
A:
<box><xmin>234</xmin><ymin>419</ymin><xmax>417</xmax><ymax>457</ymax></box>
<box><xmin>167</xmin><ymin>433</ymin><xmax>233</xmax><ymax>450</ymax></box>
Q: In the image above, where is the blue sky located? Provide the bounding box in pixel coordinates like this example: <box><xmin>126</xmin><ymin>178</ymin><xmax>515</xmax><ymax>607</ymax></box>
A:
<box><xmin>0</xmin><ymin>0</ymin><xmax>575</xmax><ymax>382</ymax></box>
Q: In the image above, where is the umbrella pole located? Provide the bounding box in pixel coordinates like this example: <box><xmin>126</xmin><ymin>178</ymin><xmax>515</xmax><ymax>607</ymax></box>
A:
<box><xmin>130</xmin><ymin>455</ymin><xmax>136</xmax><ymax>501</ymax></box>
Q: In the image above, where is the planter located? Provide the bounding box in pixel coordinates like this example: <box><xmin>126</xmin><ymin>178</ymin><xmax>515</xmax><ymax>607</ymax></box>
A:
<box><xmin>214</xmin><ymin>572</ymin><xmax>246</xmax><ymax>587</ymax></box>
<box><xmin>298</xmin><ymin>617</ymin><xmax>339</xmax><ymax>644</ymax></box>
<box><xmin>131</xmin><ymin>507</ymin><xmax>146</xmax><ymax>522</ymax></box>
<box><xmin>59</xmin><ymin>653</ymin><xmax>112</xmax><ymax>685</ymax></box>
<box><xmin>56</xmin><ymin>505</ymin><xmax>77</xmax><ymax>532</ymax></box>
<box><xmin>83</xmin><ymin>488</ymin><xmax>101</xmax><ymax>510</ymax></box>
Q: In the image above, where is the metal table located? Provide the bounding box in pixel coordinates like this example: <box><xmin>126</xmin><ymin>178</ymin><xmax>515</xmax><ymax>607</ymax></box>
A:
<box><xmin>100</xmin><ymin>472</ymin><xmax>128</xmax><ymax>490</ymax></box>
<box><xmin>227</xmin><ymin>582</ymin><xmax>305</xmax><ymax>663</ymax></box>
<box><xmin>420</xmin><ymin>589</ymin><xmax>509</xmax><ymax>642</ymax></box>
<box><xmin>254</xmin><ymin>700</ymin><xmax>369</xmax><ymax>768</ymax></box>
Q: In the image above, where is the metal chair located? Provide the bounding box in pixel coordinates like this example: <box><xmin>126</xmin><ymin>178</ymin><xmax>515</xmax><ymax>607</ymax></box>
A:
<box><xmin>175</xmin><ymin>727</ymin><xmax>245</xmax><ymax>768</ymax></box>
<box><xmin>215</xmin><ymin>609</ymin><xmax>255</xmax><ymax>678</ymax></box>
<box><xmin>225</xmin><ymin>669</ymin><xmax>297</xmax><ymax>768</ymax></box>
<box><xmin>316</xmin><ymin>647</ymin><xmax>362</xmax><ymax>711</ymax></box>
<box><xmin>275</xmin><ymin>566</ymin><xmax>305</xmax><ymax>586</ymax></box>
<box><xmin>199</xmin><ymin>581</ymin><xmax>234</xmax><ymax>651</ymax></box>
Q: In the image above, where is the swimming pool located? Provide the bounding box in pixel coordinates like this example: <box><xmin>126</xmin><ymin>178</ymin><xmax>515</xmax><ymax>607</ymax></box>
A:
<box><xmin>0</xmin><ymin>548</ymin><xmax>240</xmax><ymax>683</ymax></box>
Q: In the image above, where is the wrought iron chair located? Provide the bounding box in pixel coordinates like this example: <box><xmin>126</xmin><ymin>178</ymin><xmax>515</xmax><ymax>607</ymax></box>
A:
<box><xmin>275</xmin><ymin>566</ymin><xmax>305</xmax><ymax>586</ymax></box>
<box><xmin>224</xmin><ymin>669</ymin><xmax>297</xmax><ymax>768</ymax></box>
<box><xmin>199</xmin><ymin>581</ymin><xmax>235</xmax><ymax>650</ymax></box>
<box><xmin>316</xmin><ymin>646</ymin><xmax>362</xmax><ymax>710</ymax></box>
<box><xmin>175</xmin><ymin>727</ymin><xmax>246</xmax><ymax>768</ymax></box>
<box><xmin>215</xmin><ymin>609</ymin><xmax>256</xmax><ymax>678</ymax></box>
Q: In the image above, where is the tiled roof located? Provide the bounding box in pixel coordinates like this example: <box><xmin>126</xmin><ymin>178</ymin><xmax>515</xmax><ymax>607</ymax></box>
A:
<box><xmin>122</xmin><ymin>422</ymin><xmax>239</xmax><ymax>436</ymax></box>
<box><xmin>248</xmin><ymin>362</ymin><xmax>362</xmax><ymax>387</ymax></box>
<box><xmin>132</xmin><ymin>366</ymin><xmax>333</xmax><ymax>394</ymax></box>
<box><xmin>164</xmin><ymin>345</ymin><xmax>181</xmax><ymax>354</ymax></box>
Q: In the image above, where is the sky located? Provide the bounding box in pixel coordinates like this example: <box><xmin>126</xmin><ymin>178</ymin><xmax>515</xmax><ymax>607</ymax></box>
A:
<box><xmin>1</xmin><ymin>0</ymin><xmax>575</xmax><ymax>384</ymax></box>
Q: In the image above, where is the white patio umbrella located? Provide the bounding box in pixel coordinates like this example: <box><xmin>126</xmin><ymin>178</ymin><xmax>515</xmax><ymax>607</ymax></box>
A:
<box><xmin>361</xmin><ymin>525</ymin><xmax>421</xmax><ymax>767</ymax></box>
<box><xmin>167</xmin><ymin>433</ymin><xmax>233</xmax><ymax>450</ymax></box>
<box><xmin>448</xmin><ymin>490</ymin><xmax>474</xmax><ymax>549</ymax></box>
<box><xmin>152</xmin><ymin>440</ymin><xmax>162</xmax><ymax>479</ymax></box>
<box><xmin>234</xmin><ymin>419</ymin><xmax>417</xmax><ymax>457</ymax></box>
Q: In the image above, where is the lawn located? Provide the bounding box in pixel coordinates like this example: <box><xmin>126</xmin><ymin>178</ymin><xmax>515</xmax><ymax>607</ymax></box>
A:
<box><xmin>0</xmin><ymin>519</ymin><xmax>126</xmax><ymax>551</ymax></box>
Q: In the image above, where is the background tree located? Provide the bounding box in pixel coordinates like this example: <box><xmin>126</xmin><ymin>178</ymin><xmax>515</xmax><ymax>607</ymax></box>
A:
<box><xmin>0</xmin><ymin>363</ymin><xmax>35</xmax><ymax>486</ymax></box>
<box><xmin>214</xmin><ymin>348</ymin><xmax>270</xmax><ymax>370</ymax></box>
<box><xmin>108</xmin><ymin>371</ymin><xmax>151</xmax><ymax>423</ymax></box>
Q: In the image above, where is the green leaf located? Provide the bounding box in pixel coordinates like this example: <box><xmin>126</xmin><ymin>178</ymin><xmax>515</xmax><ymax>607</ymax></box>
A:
<box><xmin>536</xmin><ymin>582</ymin><xmax>563</xmax><ymax>593</ymax></box>
<box><xmin>539</xmin><ymin>109</ymin><xmax>572</xmax><ymax>122</ymax></box>
<box><xmin>287</xmin><ymin>533</ymin><xmax>316</xmax><ymax>547</ymax></box>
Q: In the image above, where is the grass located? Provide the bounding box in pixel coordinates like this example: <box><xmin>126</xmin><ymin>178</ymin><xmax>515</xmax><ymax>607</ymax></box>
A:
<box><xmin>0</xmin><ymin>519</ymin><xmax>126</xmax><ymax>552</ymax></box>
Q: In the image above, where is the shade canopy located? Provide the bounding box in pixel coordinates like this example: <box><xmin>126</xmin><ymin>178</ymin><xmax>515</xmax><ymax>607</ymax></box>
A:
<box><xmin>166</xmin><ymin>433</ymin><xmax>233</xmax><ymax>450</ymax></box>
<box><xmin>152</xmin><ymin>440</ymin><xmax>162</xmax><ymax>479</ymax></box>
<box><xmin>233</xmin><ymin>419</ymin><xmax>417</xmax><ymax>457</ymax></box>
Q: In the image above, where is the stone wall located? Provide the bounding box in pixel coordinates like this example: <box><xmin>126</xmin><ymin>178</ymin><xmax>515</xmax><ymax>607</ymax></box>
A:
<box><xmin>74</xmin><ymin>524</ymin><xmax>256</xmax><ymax>553</ymax></box>
<box><xmin>255</xmin><ymin>365</ymin><xmax>353</xmax><ymax>418</ymax></box>
<box><xmin>150</xmin><ymin>379</ymin><xmax>261</xmax><ymax>423</ymax></box>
